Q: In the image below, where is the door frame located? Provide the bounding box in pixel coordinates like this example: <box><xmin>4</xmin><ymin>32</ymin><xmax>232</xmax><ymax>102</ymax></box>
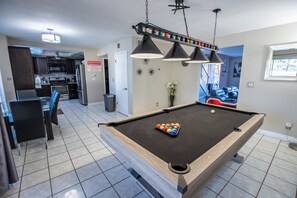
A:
<box><xmin>103</xmin><ymin>58</ymin><xmax>110</xmax><ymax>94</ymax></box>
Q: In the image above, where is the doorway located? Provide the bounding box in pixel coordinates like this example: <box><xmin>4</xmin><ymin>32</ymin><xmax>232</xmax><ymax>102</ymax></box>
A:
<box><xmin>199</xmin><ymin>45</ymin><xmax>244</xmax><ymax>103</ymax></box>
<box><xmin>104</xmin><ymin>59</ymin><xmax>110</xmax><ymax>94</ymax></box>
<box><xmin>115</xmin><ymin>51</ymin><xmax>129</xmax><ymax>115</ymax></box>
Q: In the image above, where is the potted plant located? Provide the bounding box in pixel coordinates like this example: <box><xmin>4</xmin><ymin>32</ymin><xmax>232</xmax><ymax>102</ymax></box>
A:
<box><xmin>167</xmin><ymin>81</ymin><xmax>178</xmax><ymax>107</ymax></box>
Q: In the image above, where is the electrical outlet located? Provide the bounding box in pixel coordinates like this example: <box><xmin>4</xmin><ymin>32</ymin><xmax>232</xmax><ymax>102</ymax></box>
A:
<box><xmin>285</xmin><ymin>122</ymin><xmax>293</xmax><ymax>130</ymax></box>
<box><xmin>156</xmin><ymin>102</ymin><xmax>159</xmax><ymax>107</ymax></box>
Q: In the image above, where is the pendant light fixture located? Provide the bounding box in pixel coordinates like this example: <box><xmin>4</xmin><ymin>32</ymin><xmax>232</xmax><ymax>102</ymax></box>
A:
<box><xmin>130</xmin><ymin>0</ymin><xmax>163</xmax><ymax>59</ymax></box>
<box><xmin>186</xmin><ymin>47</ymin><xmax>209</xmax><ymax>63</ymax></box>
<box><xmin>208</xmin><ymin>9</ymin><xmax>223</xmax><ymax>64</ymax></box>
<box><xmin>130</xmin><ymin>1</ymin><xmax>222</xmax><ymax>65</ymax></box>
<box><xmin>163</xmin><ymin>1</ymin><xmax>190</xmax><ymax>61</ymax></box>
<box><xmin>41</xmin><ymin>28</ymin><xmax>60</xmax><ymax>43</ymax></box>
<box><xmin>163</xmin><ymin>42</ymin><xmax>190</xmax><ymax>61</ymax></box>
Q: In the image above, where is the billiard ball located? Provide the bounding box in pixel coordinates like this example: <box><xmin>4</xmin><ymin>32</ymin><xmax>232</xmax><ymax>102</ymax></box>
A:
<box><xmin>211</xmin><ymin>110</ymin><xmax>215</xmax><ymax>114</ymax></box>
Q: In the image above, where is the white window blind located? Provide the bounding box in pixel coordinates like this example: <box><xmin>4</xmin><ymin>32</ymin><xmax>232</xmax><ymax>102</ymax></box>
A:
<box><xmin>0</xmin><ymin>70</ymin><xmax>7</xmax><ymax>112</ymax></box>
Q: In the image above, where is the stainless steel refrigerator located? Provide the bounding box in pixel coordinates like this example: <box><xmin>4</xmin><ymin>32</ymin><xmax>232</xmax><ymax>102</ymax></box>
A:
<box><xmin>76</xmin><ymin>63</ymin><xmax>88</xmax><ymax>105</ymax></box>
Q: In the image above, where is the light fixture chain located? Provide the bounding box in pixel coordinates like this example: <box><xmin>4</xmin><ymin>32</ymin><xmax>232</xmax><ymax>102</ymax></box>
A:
<box><xmin>145</xmin><ymin>0</ymin><xmax>149</xmax><ymax>24</ymax></box>
<box><xmin>182</xmin><ymin>2</ymin><xmax>189</xmax><ymax>36</ymax></box>
<box><xmin>213</xmin><ymin>10</ymin><xmax>218</xmax><ymax>45</ymax></box>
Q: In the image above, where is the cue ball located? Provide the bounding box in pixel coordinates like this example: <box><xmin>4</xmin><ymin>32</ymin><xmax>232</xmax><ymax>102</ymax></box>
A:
<box><xmin>211</xmin><ymin>110</ymin><xmax>215</xmax><ymax>114</ymax></box>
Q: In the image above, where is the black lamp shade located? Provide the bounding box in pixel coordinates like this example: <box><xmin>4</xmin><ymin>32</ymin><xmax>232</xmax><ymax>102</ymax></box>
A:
<box><xmin>186</xmin><ymin>47</ymin><xmax>209</xmax><ymax>63</ymax></box>
<box><xmin>130</xmin><ymin>35</ymin><xmax>163</xmax><ymax>59</ymax></box>
<box><xmin>208</xmin><ymin>51</ymin><xmax>223</xmax><ymax>64</ymax></box>
<box><xmin>163</xmin><ymin>42</ymin><xmax>190</xmax><ymax>61</ymax></box>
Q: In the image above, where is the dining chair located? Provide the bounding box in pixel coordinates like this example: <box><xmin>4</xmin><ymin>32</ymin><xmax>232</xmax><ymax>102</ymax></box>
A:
<box><xmin>16</xmin><ymin>89</ymin><xmax>37</xmax><ymax>100</ymax></box>
<box><xmin>9</xmin><ymin>99</ymin><xmax>47</xmax><ymax>155</ymax></box>
<box><xmin>49</xmin><ymin>91</ymin><xmax>60</xmax><ymax>125</ymax></box>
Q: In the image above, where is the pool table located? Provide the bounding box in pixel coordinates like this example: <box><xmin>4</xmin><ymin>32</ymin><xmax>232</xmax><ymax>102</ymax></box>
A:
<box><xmin>99</xmin><ymin>102</ymin><xmax>264</xmax><ymax>198</ymax></box>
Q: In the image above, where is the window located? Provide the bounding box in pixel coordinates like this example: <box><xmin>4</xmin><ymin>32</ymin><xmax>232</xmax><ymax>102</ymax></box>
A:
<box><xmin>0</xmin><ymin>70</ymin><xmax>7</xmax><ymax>112</ymax></box>
<box><xmin>265</xmin><ymin>43</ymin><xmax>297</xmax><ymax>81</ymax></box>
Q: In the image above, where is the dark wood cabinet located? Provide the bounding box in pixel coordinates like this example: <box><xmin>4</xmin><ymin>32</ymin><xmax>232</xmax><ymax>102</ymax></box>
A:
<box><xmin>8</xmin><ymin>46</ymin><xmax>35</xmax><ymax>90</ymax></box>
<box><xmin>42</xmin><ymin>85</ymin><xmax>51</xmax><ymax>96</ymax></box>
<box><xmin>36</xmin><ymin>85</ymin><xmax>51</xmax><ymax>97</ymax></box>
<box><xmin>33</xmin><ymin>57</ymin><xmax>48</xmax><ymax>74</ymax></box>
<box><xmin>68</xmin><ymin>83</ymin><xmax>78</xmax><ymax>99</ymax></box>
<box><xmin>66</xmin><ymin>59</ymin><xmax>75</xmax><ymax>74</ymax></box>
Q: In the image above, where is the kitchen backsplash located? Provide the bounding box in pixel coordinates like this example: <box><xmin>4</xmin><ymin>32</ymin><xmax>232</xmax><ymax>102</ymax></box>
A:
<box><xmin>35</xmin><ymin>73</ymin><xmax>76</xmax><ymax>83</ymax></box>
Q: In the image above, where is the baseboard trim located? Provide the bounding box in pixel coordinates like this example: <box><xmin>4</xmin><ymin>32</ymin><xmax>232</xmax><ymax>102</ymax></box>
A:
<box><xmin>257</xmin><ymin>129</ymin><xmax>297</xmax><ymax>143</ymax></box>
<box><xmin>88</xmin><ymin>102</ymin><xmax>104</xmax><ymax>106</ymax></box>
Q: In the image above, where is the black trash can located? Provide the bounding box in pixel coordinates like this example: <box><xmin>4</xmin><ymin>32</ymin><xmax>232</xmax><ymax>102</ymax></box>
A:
<box><xmin>104</xmin><ymin>94</ymin><xmax>115</xmax><ymax>112</ymax></box>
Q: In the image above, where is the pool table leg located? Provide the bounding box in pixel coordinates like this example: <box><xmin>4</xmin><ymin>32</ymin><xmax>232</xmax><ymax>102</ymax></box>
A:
<box><xmin>232</xmin><ymin>153</ymin><xmax>244</xmax><ymax>163</ymax></box>
<box><xmin>129</xmin><ymin>168</ymin><xmax>164</xmax><ymax>198</ymax></box>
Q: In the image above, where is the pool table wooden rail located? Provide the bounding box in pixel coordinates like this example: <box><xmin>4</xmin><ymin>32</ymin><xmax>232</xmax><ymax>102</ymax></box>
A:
<box><xmin>99</xmin><ymin>103</ymin><xmax>264</xmax><ymax>198</ymax></box>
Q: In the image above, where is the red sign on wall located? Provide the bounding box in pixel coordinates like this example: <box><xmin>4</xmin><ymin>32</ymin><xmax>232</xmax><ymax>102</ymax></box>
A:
<box><xmin>87</xmin><ymin>60</ymin><xmax>101</xmax><ymax>66</ymax></box>
<box><xmin>87</xmin><ymin>60</ymin><xmax>101</xmax><ymax>72</ymax></box>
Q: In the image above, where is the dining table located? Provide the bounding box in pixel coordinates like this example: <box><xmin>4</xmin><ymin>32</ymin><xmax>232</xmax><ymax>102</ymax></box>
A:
<box><xmin>4</xmin><ymin>97</ymin><xmax>54</xmax><ymax>149</ymax></box>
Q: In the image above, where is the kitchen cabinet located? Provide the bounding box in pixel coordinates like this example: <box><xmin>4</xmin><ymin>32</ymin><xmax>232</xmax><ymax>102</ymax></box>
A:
<box><xmin>66</xmin><ymin>59</ymin><xmax>75</xmax><ymax>74</ymax></box>
<box><xmin>8</xmin><ymin>46</ymin><xmax>35</xmax><ymax>90</ymax></box>
<box><xmin>36</xmin><ymin>84</ymin><xmax>51</xmax><ymax>97</ymax></box>
<box><xmin>68</xmin><ymin>83</ymin><xmax>78</xmax><ymax>99</ymax></box>
<box><xmin>33</xmin><ymin>57</ymin><xmax>48</xmax><ymax>74</ymax></box>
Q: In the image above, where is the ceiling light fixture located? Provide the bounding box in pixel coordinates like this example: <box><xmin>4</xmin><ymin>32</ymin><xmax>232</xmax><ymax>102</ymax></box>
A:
<box><xmin>186</xmin><ymin>47</ymin><xmax>209</xmax><ymax>63</ymax></box>
<box><xmin>208</xmin><ymin>9</ymin><xmax>223</xmax><ymax>64</ymax></box>
<box><xmin>164</xmin><ymin>1</ymin><xmax>190</xmax><ymax>62</ymax></box>
<box><xmin>163</xmin><ymin>42</ymin><xmax>190</xmax><ymax>61</ymax></box>
<box><xmin>130</xmin><ymin>0</ymin><xmax>163</xmax><ymax>59</ymax></box>
<box><xmin>130</xmin><ymin>35</ymin><xmax>163</xmax><ymax>59</ymax></box>
<box><xmin>131</xmin><ymin>0</ymin><xmax>221</xmax><ymax>65</ymax></box>
<box><xmin>41</xmin><ymin>28</ymin><xmax>60</xmax><ymax>43</ymax></box>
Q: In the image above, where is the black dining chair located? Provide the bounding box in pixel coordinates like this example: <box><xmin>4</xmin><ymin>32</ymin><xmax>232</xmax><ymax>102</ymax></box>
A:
<box><xmin>9</xmin><ymin>99</ymin><xmax>47</xmax><ymax>155</ymax></box>
<box><xmin>16</xmin><ymin>89</ymin><xmax>37</xmax><ymax>100</ymax></box>
<box><xmin>49</xmin><ymin>91</ymin><xmax>60</xmax><ymax>125</ymax></box>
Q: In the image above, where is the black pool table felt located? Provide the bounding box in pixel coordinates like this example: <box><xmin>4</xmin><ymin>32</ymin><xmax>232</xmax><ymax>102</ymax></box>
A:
<box><xmin>110</xmin><ymin>103</ymin><xmax>255</xmax><ymax>166</ymax></box>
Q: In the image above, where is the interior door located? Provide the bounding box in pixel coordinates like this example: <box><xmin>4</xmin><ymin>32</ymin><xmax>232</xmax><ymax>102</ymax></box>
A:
<box><xmin>115</xmin><ymin>51</ymin><xmax>129</xmax><ymax>115</ymax></box>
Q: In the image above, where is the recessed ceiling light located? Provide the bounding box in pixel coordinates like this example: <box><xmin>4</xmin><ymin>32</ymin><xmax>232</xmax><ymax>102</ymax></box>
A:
<box><xmin>41</xmin><ymin>28</ymin><xmax>60</xmax><ymax>43</ymax></box>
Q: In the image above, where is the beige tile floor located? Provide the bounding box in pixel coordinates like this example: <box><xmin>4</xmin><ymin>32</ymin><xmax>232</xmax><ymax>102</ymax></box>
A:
<box><xmin>1</xmin><ymin>99</ymin><xmax>297</xmax><ymax>198</ymax></box>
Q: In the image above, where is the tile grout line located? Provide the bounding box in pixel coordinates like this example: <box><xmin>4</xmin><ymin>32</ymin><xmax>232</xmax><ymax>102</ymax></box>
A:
<box><xmin>255</xmin><ymin>139</ymin><xmax>281</xmax><ymax>198</ymax></box>
<box><xmin>45</xmin><ymin>137</ymin><xmax>54</xmax><ymax>198</ymax></box>
<box><xmin>64</xmin><ymin>101</ymin><xmax>127</xmax><ymax>198</ymax></box>
<box><xmin>58</xmin><ymin>101</ymin><xmax>90</xmax><ymax>198</ymax></box>
<box><xmin>61</xmin><ymin>100</ymin><xmax>120</xmax><ymax>197</ymax></box>
<box><xmin>17</xmin><ymin>141</ymin><xmax>29</xmax><ymax>198</ymax></box>
<box><xmin>215</xmin><ymin>135</ymin><xmax>263</xmax><ymax>197</ymax></box>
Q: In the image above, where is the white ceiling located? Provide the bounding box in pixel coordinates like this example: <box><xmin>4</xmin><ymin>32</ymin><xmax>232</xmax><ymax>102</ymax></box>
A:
<box><xmin>0</xmin><ymin>0</ymin><xmax>297</xmax><ymax>48</ymax></box>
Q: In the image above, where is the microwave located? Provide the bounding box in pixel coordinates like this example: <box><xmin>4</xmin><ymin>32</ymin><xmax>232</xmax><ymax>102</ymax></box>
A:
<box><xmin>47</xmin><ymin>58</ymin><xmax>66</xmax><ymax>73</ymax></box>
<box><xmin>48</xmin><ymin>65</ymin><xmax>66</xmax><ymax>72</ymax></box>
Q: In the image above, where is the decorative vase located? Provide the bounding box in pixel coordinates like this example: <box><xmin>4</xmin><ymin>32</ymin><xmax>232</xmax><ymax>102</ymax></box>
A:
<box><xmin>170</xmin><ymin>95</ymin><xmax>175</xmax><ymax>107</ymax></box>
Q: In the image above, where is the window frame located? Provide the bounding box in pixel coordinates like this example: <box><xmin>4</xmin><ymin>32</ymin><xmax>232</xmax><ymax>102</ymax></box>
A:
<box><xmin>264</xmin><ymin>43</ymin><xmax>297</xmax><ymax>81</ymax></box>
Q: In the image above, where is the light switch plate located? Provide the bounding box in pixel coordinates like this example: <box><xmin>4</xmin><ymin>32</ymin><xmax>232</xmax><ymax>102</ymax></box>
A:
<box><xmin>247</xmin><ymin>82</ymin><xmax>254</xmax><ymax>88</ymax></box>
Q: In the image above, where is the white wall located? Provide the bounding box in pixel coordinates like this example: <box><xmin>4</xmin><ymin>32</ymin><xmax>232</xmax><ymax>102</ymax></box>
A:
<box><xmin>99</xmin><ymin>37</ymin><xmax>134</xmax><ymax>114</ymax></box>
<box><xmin>216</xmin><ymin>22</ymin><xmax>297</xmax><ymax>136</ymax></box>
<box><xmin>6</xmin><ymin>38</ymin><xmax>104</xmax><ymax>103</ymax></box>
<box><xmin>131</xmin><ymin>37</ymin><xmax>200</xmax><ymax>115</ymax></box>
<box><xmin>0</xmin><ymin>35</ymin><xmax>16</xmax><ymax>101</ymax></box>
<box><xmin>99</xmin><ymin>37</ymin><xmax>201</xmax><ymax>115</ymax></box>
